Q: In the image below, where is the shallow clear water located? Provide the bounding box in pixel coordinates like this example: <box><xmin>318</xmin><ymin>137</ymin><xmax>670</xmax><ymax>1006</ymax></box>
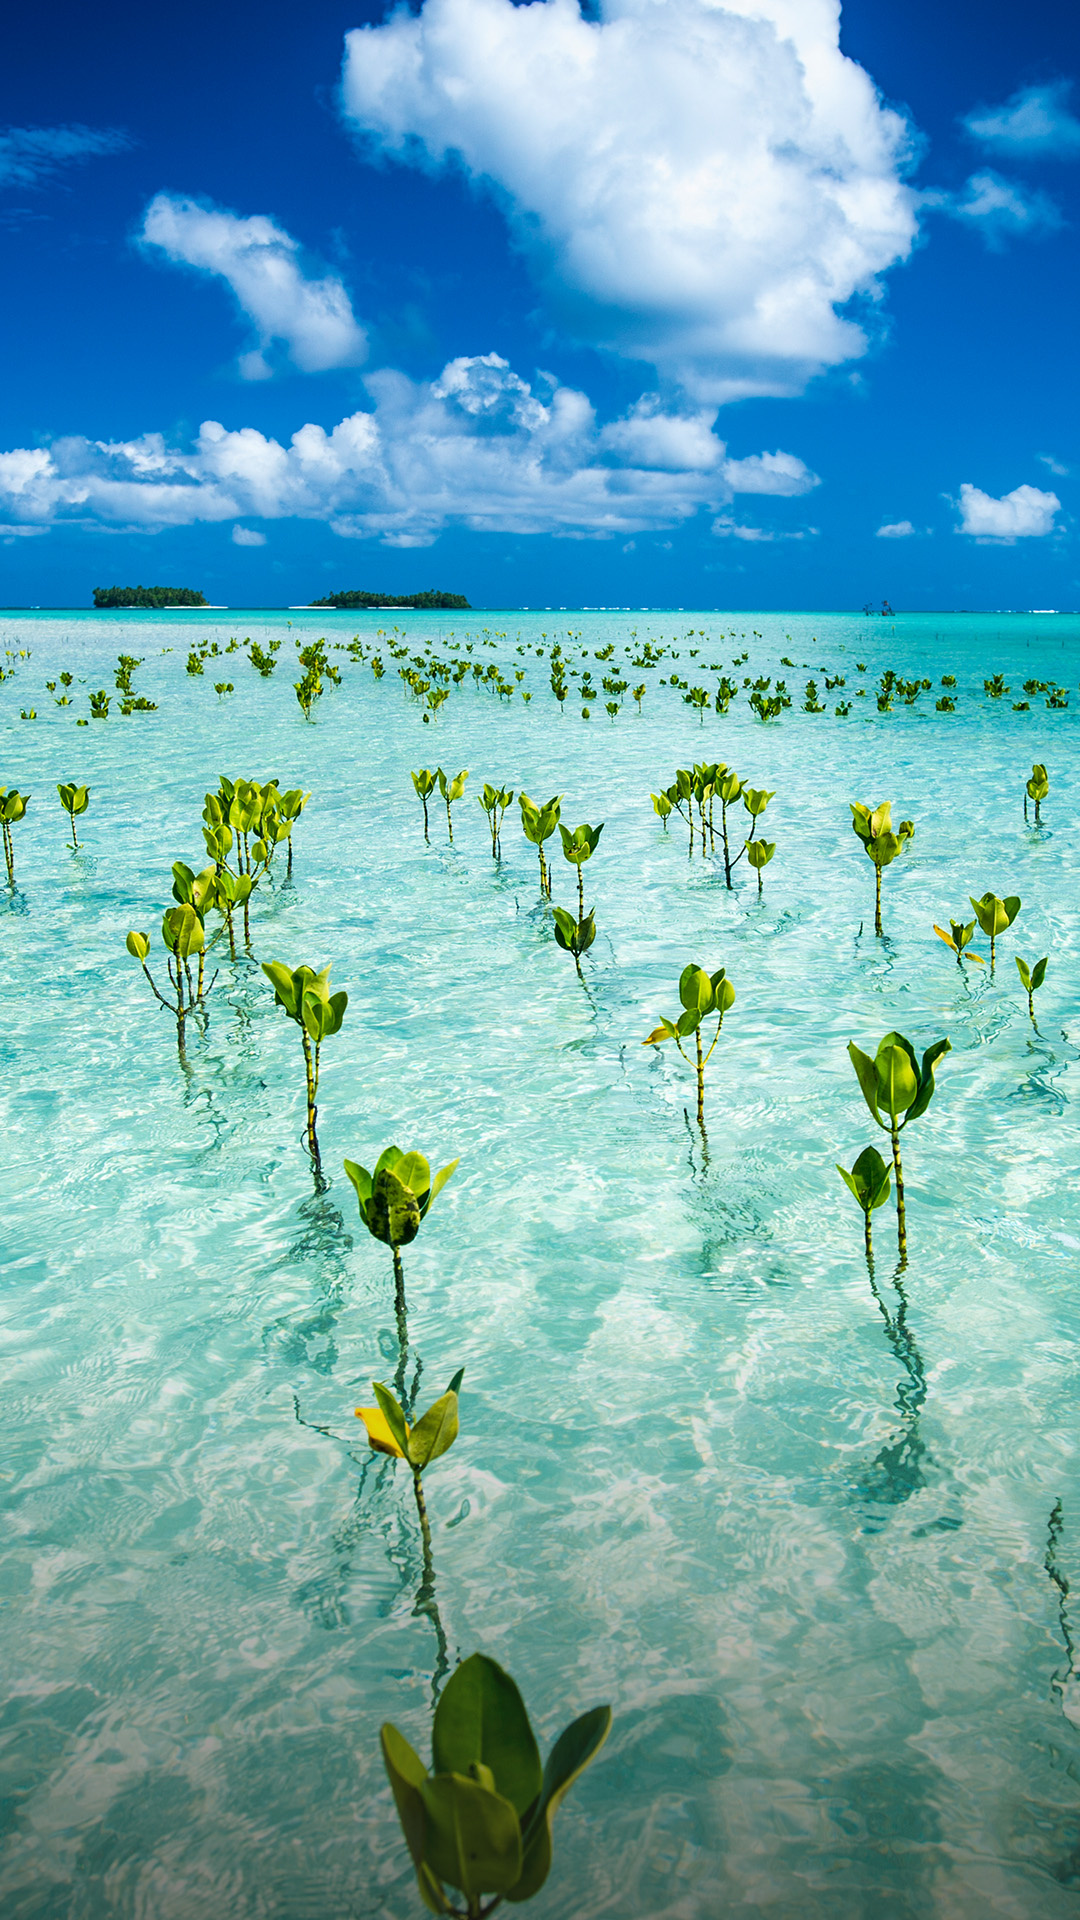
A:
<box><xmin>4</xmin><ymin>607</ymin><xmax>1080</xmax><ymax>1919</ymax></box>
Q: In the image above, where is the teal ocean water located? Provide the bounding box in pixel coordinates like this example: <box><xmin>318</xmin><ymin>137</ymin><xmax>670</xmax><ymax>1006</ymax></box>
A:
<box><xmin>3</xmin><ymin>606</ymin><xmax>1080</xmax><ymax>1919</ymax></box>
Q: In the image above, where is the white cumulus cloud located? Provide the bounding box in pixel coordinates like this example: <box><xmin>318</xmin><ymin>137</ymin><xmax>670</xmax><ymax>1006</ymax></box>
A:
<box><xmin>876</xmin><ymin>519</ymin><xmax>915</xmax><ymax>538</ymax></box>
<box><xmin>232</xmin><ymin>525</ymin><xmax>267</xmax><ymax>546</ymax></box>
<box><xmin>140</xmin><ymin>194</ymin><xmax>368</xmax><ymax>378</ymax></box>
<box><xmin>940</xmin><ymin>170</ymin><xmax>1062</xmax><ymax>247</ymax></box>
<box><xmin>341</xmin><ymin>0</ymin><xmax>919</xmax><ymax>402</ymax></box>
<box><xmin>963</xmin><ymin>81</ymin><xmax>1080</xmax><ymax>159</ymax></box>
<box><xmin>957</xmin><ymin>483</ymin><xmax>1060</xmax><ymax>542</ymax></box>
<box><xmin>0</xmin><ymin>352</ymin><xmax>816</xmax><ymax>544</ymax></box>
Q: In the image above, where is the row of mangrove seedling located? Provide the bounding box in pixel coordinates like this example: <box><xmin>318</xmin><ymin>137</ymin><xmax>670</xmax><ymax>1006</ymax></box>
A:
<box><xmin>8</xmin><ymin>622</ymin><xmax>1076</xmax><ymax>727</ymax></box>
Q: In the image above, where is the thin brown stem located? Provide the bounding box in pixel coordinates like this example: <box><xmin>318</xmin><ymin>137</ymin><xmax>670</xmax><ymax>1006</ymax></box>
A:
<box><xmin>577</xmin><ymin>863</ymin><xmax>584</xmax><ymax>921</ymax></box>
<box><xmin>695</xmin><ymin>1026</ymin><xmax>705</xmax><ymax>1129</ymax></box>
<box><xmin>875</xmin><ymin>863</ymin><xmax>883</xmax><ymax>937</ymax></box>
<box><xmin>891</xmin><ymin>1128</ymin><xmax>906</xmax><ymax>1262</ymax></box>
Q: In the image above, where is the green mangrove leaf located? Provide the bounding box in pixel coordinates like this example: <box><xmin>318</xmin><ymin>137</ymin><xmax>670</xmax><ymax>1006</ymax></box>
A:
<box><xmin>419</xmin><ymin>1772</ymin><xmax>522</xmax><ymax>1900</ymax></box>
<box><xmin>432</xmin><ymin>1655</ymin><xmax>542</xmax><ymax>1820</ymax></box>
<box><xmin>509</xmin><ymin>1704</ymin><xmax>613</xmax><ymax>1903</ymax></box>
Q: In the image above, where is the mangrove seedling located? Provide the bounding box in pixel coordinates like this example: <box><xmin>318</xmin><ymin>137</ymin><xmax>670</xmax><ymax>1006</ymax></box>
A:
<box><xmin>969</xmin><ymin>891</ymin><xmax>1021</xmax><ymax>970</ymax></box>
<box><xmin>837</xmin><ymin>1146</ymin><xmax>892</xmax><ymax>1268</ymax></box>
<box><xmin>380</xmin><ymin>1651</ymin><xmax>611</xmax><ymax>1919</ymax></box>
<box><xmin>344</xmin><ymin>1147</ymin><xmax>458</xmax><ymax>1344</ymax></box>
<box><xmin>850</xmin><ymin>801</ymin><xmax>914</xmax><ymax>936</ymax></box>
<box><xmin>716</xmin><ymin>769</ymin><xmax>741</xmax><ymax>885</ymax></box>
<box><xmin>1016</xmin><ymin>953</ymin><xmax>1048</xmax><ymax>1019</ymax></box>
<box><xmin>57</xmin><ymin>782</ymin><xmax>90</xmax><ymax>850</ymax></box>
<box><xmin>1</xmin><ymin>787</ymin><xmax>30</xmax><ymax>886</ymax></box>
<box><xmin>412</xmin><ymin>768</ymin><xmax>436</xmax><ymax>842</ymax></box>
<box><xmin>519</xmin><ymin>792</ymin><xmax>561</xmax><ymax>896</ymax></box>
<box><xmin>262</xmin><ymin>962</ymin><xmax>348</xmax><ymax>1165</ymax></box>
<box><xmin>847</xmin><ymin>1031</ymin><xmax>950</xmax><ymax>1261</ymax></box>
<box><xmin>1025</xmin><ymin>762</ymin><xmax>1049</xmax><ymax>823</ymax></box>
<box><xmin>650</xmin><ymin>790</ymin><xmax>672</xmax><ymax>830</ymax></box>
<box><xmin>126</xmin><ymin>906</ymin><xmax>216</xmax><ymax>1063</ymax></box>
<box><xmin>358</xmin><ymin>1368</ymin><xmax>464</xmax><ymax>1680</ymax></box>
<box><xmin>478</xmin><ymin>783</ymin><xmax>514</xmax><ymax>857</ymax></box>
<box><xmin>437</xmin><ymin>767</ymin><xmax>469</xmax><ymax>843</ymax></box>
<box><xmin>746</xmin><ymin>838</ymin><xmax>775</xmax><ymax>893</ymax></box>
<box><xmin>552</xmin><ymin>904</ymin><xmax>596</xmax><ymax>971</ymax></box>
<box><xmin>558</xmin><ymin>820</ymin><xmax>603</xmax><ymax>924</ymax></box>
<box><xmin>643</xmin><ymin>962</ymin><xmax>735</xmax><ymax>1130</ymax></box>
<box><xmin>933</xmin><ymin>918</ymin><xmax>983</xmax><ymax>966</ymax></box>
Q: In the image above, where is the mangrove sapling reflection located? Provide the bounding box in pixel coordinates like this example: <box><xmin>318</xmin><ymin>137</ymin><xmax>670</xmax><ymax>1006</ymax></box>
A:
<box><xmin>56</xmin><ymin>782</ymin><xmax>90</xmax><ymax>850</ymax></box>
<box><xmin>437</xmin><ymin>767</ymin><xmax>469</xmax><ymax>843</ymax></box>
<box><xmin>643</xmin><ymin>963</ymin><xmax>736</xmax><ymax>1130</ymax></box>
<box><xmin>478</xmin><ymin>783</ymin><xmax>514</xmax><ymax>857</ymax></box>
<box><xmin>1025</xmin><ymin>763</ymin><xmax>1049</xmax><ymax>823</ymax></box>
<box><xmin>850</xmin><ymin>802</ymin><xmax>915</xmax><ymax>937</ymax></box>
<box><xmin>837</xmin><ymin>1146</ymin><xmax>892</xmax><ymax>1268</ymax></box>
<box><xmin>933</xmin><ymin>918</ymin><xmax>983</xmax><ymax>967</ymax></box>
<box><xmin>344</xmin><ymin>1148</ymin><xmax>459</xmax><ymax>1381</ymax></box>
<box><xmin>969</xmin><ymin>892</ymin><xmax>1021</xmax><ymax>971</ymax></box>
<box><xmin>262</xmin><ymin>963</ymin><xmax>348</xmax><ymax>1166</ymax></box>
<box><xmin>411</xmin><ymin>768</ymin><xmax>436</xmax><ymax>843</ymax></box>
<box><xmin>847</xmin><ymin>1032</ymin><xmax>950</xmax><ymax>1262</ymax></box>
<box><xmin>1016</xmin><ymin>954</ymin><xmax>1048</xmax><ymax>1019</ymax></box>
<box><xmin>380</xmin><ymin>1651</ymin><xmax>611</xmax><ymax>1919</ymax></box>
<box><xmin>357</xmin><ymin>1369</ymin><xmax>463</xmax><ymax>1685</ymax></box>
<box><xmin>0</xmin><ymin>788</ymin><xmax>29</xmax><ymax>887</ymax></box>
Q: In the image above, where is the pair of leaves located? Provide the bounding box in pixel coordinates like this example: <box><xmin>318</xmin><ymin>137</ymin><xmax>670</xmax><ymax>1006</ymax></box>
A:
<box><xmin>848</xmin><ymin>1031</ymin><xmax>951</xmax><ymax>1131</ymax></box>
<box><xmin>438</xmin><ymin>768</ymin><xmax>469</xmax><ymax>804</ymax></box>
<box><xmin>262</xmin><ymin>962</ymin><xmax>348</xmax><ymax>1041</ymax></box>
<box><xmin>381</xmin><ymin>1654</ymin><xmax>611</xmax><ymax>1907</ymax></box>
<box><xmin>1026</xmin><ymin>762</ymin><xmax>1049</xmax><ymax>801</ymax></box>
<box><xmin>969</xmin><ymin>892</ymin><xmax>1021</xmax><ymax>938</ymax></box>
<box><xmin>57</xmin><ymin>782</ymin><xmax>89</xmax><ymax>817</ymax></box>
<box><xmin>519</xmin><ymin>792</ymin><xmax>562</xmax><ymax>847</ymax></box>
<box><xmin>552</xmin><ymin>906</ymin><xmax>596</xmax><ymax>955</ymax></box>
<box><xmin>344</xmin><ymin>1146</ymin><xmax>458</xmax><ymax>1247</ymax></box>
<box><xmin>558</xmin><ymin>822</ymin><xmax>604</xmax><ymax>865</ymax></box>
<box><xmin>643</xmin><ymin>964</ymin><xmax>735</xmax><ymax>1046</ymax></box>
<box><xmin>0</xmin><ymin>789</ymin><xmax>29</xmax><ymax>824</ymax></box>
<box><xmin>742</xmin><ymin>787</ymin><xmax>775</xmax><ymax>818</ymax></box>
<box><xmin>412</xmin><ymin>768</ymin><xmax>436</xmax><ymax>800</ymax></box>
<box><xmin>357</xmin><ymin>1371</ymin><xmax>463</xmax><ymax>1470</ymax></box>
<box><xmin>1016</xmin><ymin>954</ymin><xmax>1048</xmax><ymax>995</ymax></box>
<box><xmin>933</xmin><ymin>918</ymin><xmax>982</xmax><ymax>961</ymax></box>
<box><xmin>161</xmin><ymin>903</ymin><xmax>205</xmax><ymax>957</ymax></box>
<box><xmin>746</xmin><ymin>839</ymin><xmax>775</xmax><ymax>871</ymax></box>
<box><xmin>837</xmin><ymin>1145</ymin><xmax>892</xmax><ymax>1215</ymax></box>
<box><xmin>479</xmin><ymin>783</ymin><xmax>513</xmax><ymax>813</ymax></box>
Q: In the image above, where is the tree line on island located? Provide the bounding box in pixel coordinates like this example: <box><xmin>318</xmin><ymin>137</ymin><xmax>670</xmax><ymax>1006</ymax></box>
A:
<box><xmin>91</xmin><ymin>586</ymin><xmax>470</xmax><ymax>611</ymax></box>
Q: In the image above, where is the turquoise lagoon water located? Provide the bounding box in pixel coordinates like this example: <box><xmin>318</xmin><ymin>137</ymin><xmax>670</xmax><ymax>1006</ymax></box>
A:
<box><xmin>3</xmin><ymin>607</ymin><xmax>1080</xmax><ymax>1919</ymax></box>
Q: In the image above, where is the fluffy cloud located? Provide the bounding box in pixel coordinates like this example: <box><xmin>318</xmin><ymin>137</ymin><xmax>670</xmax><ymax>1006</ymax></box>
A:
<box><xmin>876</xmin><ymin>519</ymin><xmax>915</xmax><ymax>538</ymax></box>
<box><xmin>232</xmin><ymin>525</ymin><xmax>267</xmax><ymax>546</ymax></box>
<box><xmin>0</xmin><ymin>124</ymin><xmax>130</xmax><ymax>189</ymax></box>
<box><xmin>963</xmin><ymin>81</ymin><xmax>1080</xmax><ymax>159</ymax></box>
<box><xmin>0</xmin><ymin>352</ymin><xmax>816</xmax><ymax>543</ymax></box>
<box><xmin>941</xmin><ymin>170</ymin><xmax>1062</xmax><ymax>247</ymax></box>
<box><xmin>957</xmin><ymin>483</ymin><xmax>1060</xmax><ymax>542</ymax></box>
<box><xmin>341</xmin><ymin>0</ymin><xmax>919</xmax><ymax>402</ymax></box>
<box><xmin>140</xmin><ymin>194</ymin><xmax>367</xmax><ymax>377</ymax></box>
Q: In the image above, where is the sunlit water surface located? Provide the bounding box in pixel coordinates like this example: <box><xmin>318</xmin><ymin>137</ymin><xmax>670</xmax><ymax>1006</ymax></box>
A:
<box><xmin>4</xmin><ymin>608</ymin><xmax>1080</xmax><ymax>1920</ymax></box>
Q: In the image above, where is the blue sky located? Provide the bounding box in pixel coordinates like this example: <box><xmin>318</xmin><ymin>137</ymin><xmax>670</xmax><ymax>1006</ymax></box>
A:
<box><xmin>1</xmin><ymin>0</ymin><xmax>1077</xmax><ymax>609</ymax></box>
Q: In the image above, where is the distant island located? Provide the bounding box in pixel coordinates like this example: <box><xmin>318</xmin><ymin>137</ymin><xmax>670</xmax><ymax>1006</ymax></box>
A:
<box><xmin>309</xmin><ymin>588</ymin><xmax>471</xmax><ymax>610</ymax></box>
<box><xmin>93</xmin><ymin>585</ymin><xmax>208</xmax><ymax>608</ymax></box>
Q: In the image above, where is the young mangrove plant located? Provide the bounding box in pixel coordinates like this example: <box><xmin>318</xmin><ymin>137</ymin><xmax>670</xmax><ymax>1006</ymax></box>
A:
<box><xmin>837</xmin><ymin>1146</ymin><xmax>892</xmax><ymax>1268</ymax></box>
<box><xmin>57</xmin><ymin>782</ymin><xmax>90</xmax><ymax>850</ymax></box>
<box><xmin>344</xmin><ymin>1147</ymin><xmax>458</xmax><ymax>1362</ymax></box>
<box><xmin>643</xmin><ymin>962</ymin><xmax>735</xmax><ymax>1130</ymax></box>
<box><xmin>850</xmin><ymin>801</ymin><xmax>914</xmax><ymax>936</ymax></box>
<box><xmin>968</xmin><ymin>891</ymin><xmax>1021</xmax><ymax>970</ymax></box>
<box><xmin>519</xmin><ymin>792</ymin><xmax>561</xmax><ymax>896</ymax></box>
<box><xmin>437</xmin><ymin>767</ymin><xmax>469</xmax><ymax>843</ymax></box>
<box><xmin>557</xmin><ymin>822</ymin><xmax>603</xmax><ymax>968</ymax></box>
<box><xmin>1016</xmin><ymin>953</ymin><xmax>1048</xmax><ymax>1019</ymax></box>
<box><xmin>478</xmin><ymin>783</ymin><xmax>514</xmax><ymax>857</ymax></box>
<box><xmin>380</xmin><ymin>1651</ymin><xmax>611</xmax><ymax>1919</ymax></box>
<box><xmin>933</xmin><ymin>918</ymin><xmax>983</xmax><ymax>967</ymax></box>
<box><xmin>1025</xmin><ymin>762</ymin><xmax>1049</xmax><ymax>823</ymax></box>
<box><xmin>262</xmin><ymin>962</ymin><xmax>348</xmax><ymax>1166</ymax></box>
<box><xmin>650</xmin><ymin>789</ymin><xmax>672</xmax><ymax>831</ymax></box>
<box><xmin>746</xmin><ymin>838</ymin><xmax>775</xmax><ymax>893</ymax></box>
<box><xmin>357</xmin><ymin>1368</ymin><xmax>464</xmax><ymax>1680</ymax></box>
<box><xmin>847</xmin><ymin>1031</ymin><xmax>950</xmax><ymax>1261</ymax></box>
<box><xmin>126</xmin><ymin>905</ymin><xmax>216</xmax><ymax>1063</ymax></box>
<box><xmin>412</xmin><ymin>768</ymin><xmax>436</xmax><ymax>843</ymax></box>
<box><xmin>1</xmin><ymin>787</ymin><xmax>30</xmax><ymax>885</ymax></box>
